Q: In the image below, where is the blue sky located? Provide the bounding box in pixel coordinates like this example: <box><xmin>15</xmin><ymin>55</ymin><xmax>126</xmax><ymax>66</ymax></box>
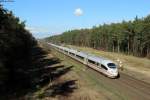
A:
<box><xmin>2</xmin><ymin>0</ymin><xmax>150</xmax><ymax>38</ymax></box>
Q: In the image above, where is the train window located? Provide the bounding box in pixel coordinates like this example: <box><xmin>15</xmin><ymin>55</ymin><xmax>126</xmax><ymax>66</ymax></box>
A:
<box><xmin>76</xmin><ymin>55</ymin><xmax>84</xmax><ymax>60</ymax></box>
<box><xmin>64</xmin><ymin>50</ymin><xmax>68</xmax><ymax>53</ymax></box>
<box><xmin>101</xmin><ymin>64</ymin><xmax>108</xmax><ymax>70</ymax></box>
<box><xmin>88</xmin><ymin>59</ymin><xmax>96</xmax><ymax>65</ymax></box>
<box><xmin>69</xmin><ymin>52</ymin><xmax>75</xmax><ymax>56</ymax></box>
<box><xmin>107</xmin><ymin>63</ymin><xmax>116</xmax><ymax>68</ymax></box>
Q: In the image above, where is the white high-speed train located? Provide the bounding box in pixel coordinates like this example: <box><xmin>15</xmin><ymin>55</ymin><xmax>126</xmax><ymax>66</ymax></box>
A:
<box><xmin>48</xmin><ymin>43</ymin><xmax>119</xmax><ymax>78</ymax></box>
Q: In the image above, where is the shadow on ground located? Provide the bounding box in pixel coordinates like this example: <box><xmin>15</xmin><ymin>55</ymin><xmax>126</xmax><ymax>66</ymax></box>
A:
<box><xmin>1</xmin><ymin>46</ymin><xmax>77</xmax><ymax>99</ymax></box>
<box><xmin>45</xmin><ymin>80</ymin><xmax>77</xmax><ymax>97</ymax></box>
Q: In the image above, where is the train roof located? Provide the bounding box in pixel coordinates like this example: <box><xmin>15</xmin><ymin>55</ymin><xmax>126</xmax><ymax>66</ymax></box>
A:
<box><xmin>65</xmin><ymin>46</ymin><xmax>115</xmax><ymax>64</ymax></box>
<box><xmin>76</xmin><ymin>51</ymin><xmax>88</xmax><ymax>58</ymax></box>
<box><xmin>49</xmin><ymin>43</ymin><xmax>116</xmax><ymax>65</ymax></box>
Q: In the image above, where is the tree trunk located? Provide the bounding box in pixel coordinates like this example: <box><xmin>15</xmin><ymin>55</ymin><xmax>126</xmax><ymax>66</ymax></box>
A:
<box><xmin>147</xmin><ymin>47</ymin><xmax>150</xmax><ymax>58</ymax></box>
<box><xmin>118</xmin><ymin>40</ymin><xmax>120</xmax><ymax>53</ymax></box>
<box><xmin>113</xmin><ymin>43</ymin><xmax>115</xmax><ymax>52</ymax></box>
<box><xmin>128</xmin><ymin>40</ymin><xmax>130</xmax><ymax>55</ymax></box>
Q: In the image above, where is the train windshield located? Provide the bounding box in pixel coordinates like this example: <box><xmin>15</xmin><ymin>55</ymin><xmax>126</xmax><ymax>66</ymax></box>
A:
<box><xmin>107</xmin><ymin>63</ymin><xmax>116</xmax><ymax>68</ymax></box>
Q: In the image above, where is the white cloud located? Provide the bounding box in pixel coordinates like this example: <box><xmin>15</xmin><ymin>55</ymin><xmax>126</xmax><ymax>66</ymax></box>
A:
<box><xmin>74</xmin><ymin>8</ymin><xmax>83</xmax><ymax>16</ymax></box>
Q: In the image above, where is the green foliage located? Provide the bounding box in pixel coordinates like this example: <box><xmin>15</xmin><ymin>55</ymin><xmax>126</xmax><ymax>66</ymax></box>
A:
<box><xmin>0</xmin><ymin>5</ymin><xmax>39</xmax><ymax>94</ymax></box>
<box><xmin>46</xmin><ymin>15</ymin><xmax>150</xmax><ymax>58</ymax></box>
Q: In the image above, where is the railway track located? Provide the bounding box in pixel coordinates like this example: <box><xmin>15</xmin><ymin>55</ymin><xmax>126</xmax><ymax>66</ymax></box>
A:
<box><xmin>50</xmin><ymin>45</ymin><xmax>150</xmax><ymax>100</ymax></box>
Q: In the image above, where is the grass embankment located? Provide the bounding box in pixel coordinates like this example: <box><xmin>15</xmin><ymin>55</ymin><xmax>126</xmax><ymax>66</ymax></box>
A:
<box><xmin>36</xmin><ymin>42</ymin><xmax>150</xmax><ymax>100</ymax></box>
<box><xmin>67</xmin><ymin>45</ymin><xmax>150</xmax><ymax>83</ymax></box>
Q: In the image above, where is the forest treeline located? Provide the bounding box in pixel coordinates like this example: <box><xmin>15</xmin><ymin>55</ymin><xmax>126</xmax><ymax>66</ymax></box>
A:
<box><xmin>46</xmin><ymin>16</ymin><xmax>150</xmax><ymax>58</ymax></box>
<box><xmin>0</xmin><ymin>5</ymin><xmax>36</xmax><ymax>91</ymax></box>
<box><xmin>0</xmin><ymin>5</ymin><xmax>47</xmax><ymax>96</ymax></box>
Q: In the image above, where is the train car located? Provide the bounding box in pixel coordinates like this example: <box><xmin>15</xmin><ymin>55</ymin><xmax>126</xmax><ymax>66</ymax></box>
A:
<box><xmin>48</xmin><ymin>43</ymin><xmax>119</xmax><ymax>78</ymax></box>
<box><xmin>87</xmin><ymin>55</ymin><xmax>118</xmax><ymax>78</ymax></box>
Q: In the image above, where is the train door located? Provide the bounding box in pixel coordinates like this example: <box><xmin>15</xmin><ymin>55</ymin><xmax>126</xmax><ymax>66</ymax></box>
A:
<box><xmin>84</xmin><ymin>58</ymin><xmax>87</xmax><ymax>64</ymax></box>
<box><xmin>97</xmin><ymin>63</ymin><xmax>101</xmax><ymax>69</ymax></box>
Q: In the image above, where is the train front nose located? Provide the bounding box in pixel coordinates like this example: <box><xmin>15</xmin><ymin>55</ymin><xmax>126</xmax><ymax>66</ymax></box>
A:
<box><xmin>109</xmin><ymin>68</ymin><xmax>118</xmax><ymax>76</ymax></box>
